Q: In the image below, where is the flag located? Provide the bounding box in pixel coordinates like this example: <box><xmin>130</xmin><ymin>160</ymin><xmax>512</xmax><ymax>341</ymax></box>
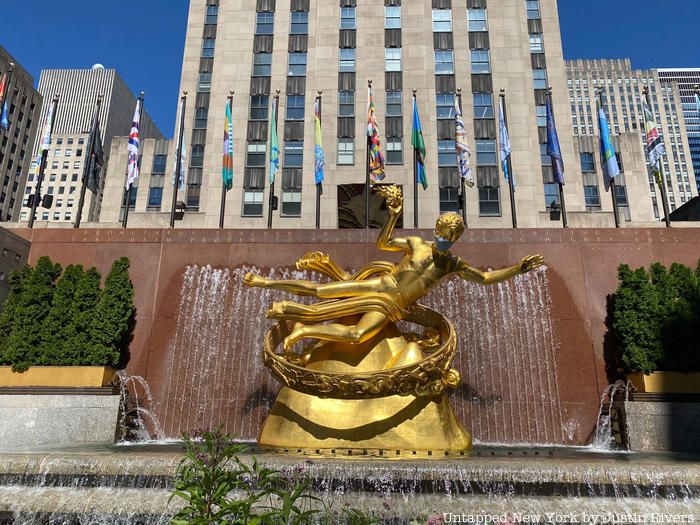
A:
<box><xmin>643</xmin><ymin>99</ymin><xmax>665</xmax><ymax>170</ymax></box>
<box><xmin>546</xmin><ymin>96</ymin><xmax>565</xmax><ymax>185</ymax></box>
<box><xmin>86</xmin><ymin>119</ymin><xmax>104</xmax><ymax>194</ymax></box>
<box><xmin>0</xmin><ymin>102</ymin><xmax>8</xmax><ymax>132</ymax></box>
<box><xmin>455</xmin><ymin>99</ymin><xmax>474</xmax><ymax>187</ymax></box>
<box><xmin>173</xmin><ymin>100</ymin><xmax>187</xmax><ymax>191</ymax></box>
<box><xmin>33</xmin><ymin>99</ymin><xmax>56</xmax><ymax>174</ymax></box>
<box><xmin>125</xmin><ymin>99</ymin><xmax>141</xmax><ymax>190</ymax></box>
<box><xmin>411</xmin><ymin>97</ymin><xmax>427</xmax><ymax>190</ymax></box>
<box><xmin>696</xmin><ymin>91</ymin><xmax>700</xmax><ymax>120</ymax></box>
<box><xmin>314</xmin><ymin>98</ymin><xmax>325</xmax><ymax>187</ymax></box>
<box><xmin>367</xmin><ymin>86</ymin><xmax>385</xmax><ymax>183</ymax></box>
<box><xmin>498</xmin><ymin>97</ymin><xmax>512</xmax><ymax>184</ymax></box>
<box><xmin>597</xmin><ymin>105</ymin><xmax>620</xmax><ymax>180</ymax></box>
<box><xmin>222</xmin><ymin>98</ymin><xmax>234</xmax><ymax>191</ymax></box>
<box><xmin>269</xmin><ymin>98</ymin><xmax>279</xmax><ymax>184</ymax></box>
<box><xmin>0</xmin><ymin>73</ymin><xmax>7</xmax><ymax>106</ymax></box>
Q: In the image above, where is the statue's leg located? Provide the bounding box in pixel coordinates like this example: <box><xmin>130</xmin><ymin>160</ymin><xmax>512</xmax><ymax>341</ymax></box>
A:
<box><xmin>245</xmin><ymin>272</ymin><xmax>382</xmax><ymax>299</ymax></box>
<box><xmin>283</xmin><ymin>312</ymin><xmax>388</xmax><ymax>350</ymax></box>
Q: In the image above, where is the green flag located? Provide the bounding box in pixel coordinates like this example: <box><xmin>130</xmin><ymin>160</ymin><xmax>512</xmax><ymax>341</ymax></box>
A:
<box><xmin>411</xmin><ymin>97</ymin><xmax>427</xmax><ymax>190</ymax></box>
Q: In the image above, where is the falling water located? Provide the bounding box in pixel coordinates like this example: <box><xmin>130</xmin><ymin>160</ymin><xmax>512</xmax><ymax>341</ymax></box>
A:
<box><xmin>156</xmin><ymin>265</ymin><xmax>564</xmax><ymax>445</ymax></box>
<box><xmin>115</xmin><ymin>371</ymin><xmax>166</xmax><ymax>442</ymax></box>
<box><xmin>592</xmin><ymin>380</ymin><xmax>632</xmax><ymax>450</ymax></box>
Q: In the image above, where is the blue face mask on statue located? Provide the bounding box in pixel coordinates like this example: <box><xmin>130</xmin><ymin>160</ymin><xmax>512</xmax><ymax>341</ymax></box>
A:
<box><xmin>434</xmin><ymin>236</ymin><xmax>454</xmax><ymax>253</ymax></box>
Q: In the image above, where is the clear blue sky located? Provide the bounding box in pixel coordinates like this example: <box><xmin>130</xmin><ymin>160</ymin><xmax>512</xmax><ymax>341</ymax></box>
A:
<box><xmin>2</xmin><ymin>0</ymin><xmax>699</xmax><ymax>137</ymax></box>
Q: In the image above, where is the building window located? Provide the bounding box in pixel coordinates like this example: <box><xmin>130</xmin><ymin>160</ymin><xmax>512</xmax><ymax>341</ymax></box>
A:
<box><xmin>438</xmin><ymin>140</ymin><xmax>456</xmax><ymax>166</ymax></box>
<box><xmin>479</xmin><ymin>187</ymin><xmax>500</xmax><ymax>216</ymax></box>
<box><xmin>436</xmin><ymin>94</ymin><xmax>456</xmax><ymax>119</ymax></box>
<box><xmin>284</xmin><ymin>141</ymin><xmax>303</xmax><ymax>168</ymax></box>
<box><xmin>339</xmin><ymin>49</ymin><xmax>356</xmax><ymax>72</ymax></box>
<box><xmin>250</xmin><ymin>95</ymin><xmax>269</xmax><ymax>120</ymax></box>
<box><xmin>201</xmin><ymin>38</ymin><xmax>215</xmax><ymax>58</ymax></box>
<box><xmin>432</xmin><ymin>9</ymin><xmax>452</xmax><ymax>32</ymax></box>
<box><xmin>385</xmin><ymin>6</ymin><xmax>401</xmax><ymax>29</ymax></box>
<box><xmin>152</xmin><ymin>155</ymin><xmax>167</xmax><ymax>174</ymax></box>
<box><xmin>470</xmin><ymin>50</ymin><xmax>490</xmax><ymax>74</ymax></box>
<box><xmin>533</xmin><ymin>69</ymin><xmax>548</xmax><ymax>90</ymax></box>
<box><xmin>338</xmin><ymin>91</ymin><xmax>355</xmax><ymax>117</ymax></box>
<box><xmin>243</xmin><ymin>190</ymin><xmax>264</xmax><ymax>216</ymax></box>
<box><xmin>386</xmin><ymin>138</ymin><xmax>402</xmax><ymax>164</ymax></box>
<box><xmin>476</xmin><ymin>139</ymin><xmax>497</xmax><ymax>165</ymax></box>
<box><xmin>290</xmin><ymin>12</ymin><xmax>308</xmax><ymax>35</ymax></box>
<box><xmin>194</xmin><ymin>107</ymin><xmax>208</xmax><ymax>129</ymax></box>
<box><xmin>288</xmin><ymin>53</ymin><xmax>307</xmax><ymax>76</ymax></box>
<box><xmin>439</xmin><ymin>187</ymin><xmax>460</xmax><ymax>214</ymax></box>
<box><xmin>256</xmin><ymin>12</ymin><xmax>274</xmax><ymax>35</ymax></box>
<box><xmin>247</xmin><ymin>142</ymin><xmax>266</xmax><ymax>167</ymax></box>
<box><xmin>253</xmin><ymin>53</ymin><xmax>272</xmax><ymax>76</ymax></box>
<box><xmin>286</xmin><ymin>95</ymin><xmax>305</xmax><ymax>120</ymax></box>
<box><xmin>386</xmin><ymin>91</ymin><xmax>402</xmax><ymax>117</ymax></box>
<box><xmin>337</xmin><ymin>139</ymin><xmax>354</xmax><ymax>165</ymax></box>
<box><xmin>190</xmin><ymin>145</ymin><xmax>205</xmax><ymax>168</ymax></box>
<box><xmin>536</xmin><ymin>105</ymin><xmax>547</xmax><ymax>127</ymax></box>
<box><xmin>473</xmin><ymin>93</ymin><xmax>493</xmax><ymax>119</ymax></box>
<box><xmin>584</xmin><ymin>185</ymin><xmax>601</xmax><ymax>210</ymax></box>
<box><xmin>529</xmin><ymin>34</ymin><xmax>544</xmax><ymax>53</ymax></box>
<box><xmin>526</xmin><ymin>0</ymin><xmax>541</xmax><ymax>19</ymax></box>
<box><xmin>434</xmin><ymin>50</ymin><xmax>454</xmax><ymax>75</ymax></box>
<box><xmin>543</xmin><ymin>182</ymin><xmax>560</xmax><ymax>210</ymax></box>
<box><xmin>282</xmin><ymin>190</ymin><xmax>302</xmax><ymax>217</ymax></box>
<box><xmin>385</xmin><ymin>48</ymin><xmax>402</xmax><ymax>72</ymax></box>
<box><xmin>148</xmin><ymin>187</ymin><xmax>163</xmax><ymax>208</ymax></box>
<box><xmin>206</xmin><ymin>5</ymin><xmax>218</xmax><ymax>24</ymax></box>
<box><xmin>340</xmin><ymin>7</ymin><xmax>356</xmax><ymax>29</ymax></box>
<box><xmin>580</xmin><ymin>152</ymin><xmax>596</xmax><ymax>172</ymax></box>
<box><xmin>540</xmin><ymin>143</ymin><xmax>552</xmax><ymax>166</ymax></box>
<box><xmin>186</xmin><ymin>184</ymin><xmax>201</xmax><ymax>209</ymax></box>
<box><xmin>468</xmin><ymin>9</ymin><xmax>488</xmax><ymax>31</ymax></box>
<box><xmin>198</xmin><ymin>73</ymin><xmax>212</xmax><ymax>92</ymax></box>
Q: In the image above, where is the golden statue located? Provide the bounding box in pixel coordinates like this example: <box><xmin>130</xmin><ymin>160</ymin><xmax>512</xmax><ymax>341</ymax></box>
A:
<box><xmin>244</xmin><ymin>186</ymin><xmax>543</xmax><ymax>454</ymax></box>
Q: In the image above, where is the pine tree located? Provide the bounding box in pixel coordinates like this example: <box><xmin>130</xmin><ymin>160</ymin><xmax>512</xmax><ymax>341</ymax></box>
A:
<box><xmin>88</xmin><ymin>257</ymin><xmax>134</xmax><ymax>368</ymax></box>
<box><xmin>69</xmin><ymin>268</ymin><xmax>102</xmax><ymax>365</ymax></box>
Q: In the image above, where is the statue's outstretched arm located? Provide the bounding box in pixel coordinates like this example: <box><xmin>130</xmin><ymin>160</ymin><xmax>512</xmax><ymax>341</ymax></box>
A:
<box><xmin>457</xmin><ymin>255</ymin><xmax>544</xmax><ymax>285</ymax></box>
<box><xmin>375</xmin><ymin>186</ymin><xmax>409</xmax><ymax>253</ymax></box>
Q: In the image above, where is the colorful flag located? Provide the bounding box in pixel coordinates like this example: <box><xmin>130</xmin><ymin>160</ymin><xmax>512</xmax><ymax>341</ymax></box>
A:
<box><xmin>269</xmin><ymin>98</ymin><xmax>279</xmax><ymax>184</ymax></box>
<box><xmin>125</xmin><ymin>99</ymin><xmax>141</xmax><ymax>190</ymax></box>
<box><xmin>498</xmin><ymin>97</ymin><xmax>512</xmax><ymax>184</ymax></box>
<box><xmin>0</xmin><ymin>73</ymin><xmax>7</xmax><ymax>107</ymax></box>
<box><xmin>0</xmin><ymin>102</ymin><xmax>8</xmax><ymax>132</ymax></box>
<box><xmin>314</xmin><ymin>98</ymin><xmax>325</xmax><ymax>187</ymax></box>
<box><xmin>33</xmin><ymin>99</ymin><xmax>56</xmax><ymax>174</ymax></box>
<box><xmin>173</xmin><ymin>100</ymin><xmax>187</xmax><ymax>191</ymax></box>
<box><xmin>411</xmin><ymin>97</ymin><xmax>427</xmax><ymax>190</ymax></box>
<box><xmin>597</xmin><ymin>105</ymin><xmax>620</xmax><ymax>180</ymax></box>
<box><xmin>367</xmin><ymin>86</ymin><xmax>385</xmax><ymax>183</ymax></box>
<box><xmin>696</xmin><ymin>91</ymin><xmax>700</xmax><ymax>120</ymax></box>
<box><xmin>222</xmin><ymin>98</ymin><xmax>234</xmax><ymax>191</ymax></box>
<box><xmin>643</xmin><ymin>99</ymin><xmax>666</xmax><ymax>170</ymax></box>
<box><xmin>455</xmin><ymin>99</ymin><xmax>474</xmax><ymax>187</ymax></box>
<box><xmin>86</xmin><ymin>119</ymin><xmax>104</xmax><ymax>194</ymax></box>
<box><xmin>546</xmin><ymin>96</ymin><xmax>565</xmax><ymax>185</ymax></box>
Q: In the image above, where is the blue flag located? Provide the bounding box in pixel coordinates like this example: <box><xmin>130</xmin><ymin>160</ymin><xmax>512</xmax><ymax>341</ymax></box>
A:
<box><xmin>411</xmin><ymin>97</ymin><xmax>427</xmax><ymax>190</ymax></box>
<box><xmin>695</xmin><ymin>92</ymin><xmax>700</xmax><ymax>121</ymax></box>
<box><xmin>498</xmin><ymin>97</ymin><xmax>512</xmax><ymax>185</ymax></box>
<box><xmin>546</xmin><ymin>96</ymin><xmax>565</xmax><ymax>185</ymax></box>
<box><xmin>597</xmin><ymin>106</ymin><xmax>620</xmax><ymax>181</ymax></box>
<box><xmin>0</xmin><ymin>102</ymin><xmax>8</xmax><ymax>131</ymax></box>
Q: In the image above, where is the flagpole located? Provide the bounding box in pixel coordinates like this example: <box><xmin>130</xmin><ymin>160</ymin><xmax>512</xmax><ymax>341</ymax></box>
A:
<box><xmin>365</xmin><ymin>80</ymin><xmax>372</xmax><ymax>230</ymax></box>
<box><xmin>315</xmin><ymin>91</ymin><xmax>322</xmax><ymax>229</ymax></box>
<box><xmin>0</xmin><ymin>63</ymin><xmax>15</xmax><ymax>138</ymax></box>
<box><xmin>597</xmin><ymin>89</ymin><xmax>620</xmax><ymax>228</ymax></box>
<box><xmin>74</xmin><ymin>95</ymin><xmax>103</xmax><ymax>229</ymax></box>
<box><xmin>268</xmin><ymin>90</ymin><xmax>280</xmax><ymax>230</ymax></box>
<box><xmin>122</xmin><ymin>92</ymin><xmax>144</xmax><ymax>229</ymax></box>
<box><xmin>499</xmin><ymin>90</ymin><xmax>517</xmax><ymax>228</ymax></box>
<box><xmin>546</xmin><ymin>87</ymin><xmax>568</xmax><ymax>228</ymax></box>
<box><xmin>220</xmin><ymin>90</ymin><xmax>234</xmax><ymax>229</ymax></box>
<box><xmin>412</xmin><ymin>89</ymin><xmax>420</xmax><ymax>228</ymax></box>
<box><xmin>170</xmin><ymin>91</ymin><xmax>188</xmax><ymax>229</ymax></box>
<box><xmin>457</xmin><ymin>89</ymin><xmax>468</xmax><ymax>227</ymax></box>
<box><xmin>643</xmin><ymin>86</ymin><xmax>671</xmax><ymax>228</ymax></box>
<box><xmin>28</xmin><ymin>94</ymin><xmax>59</xmax><ymax>229</ymax></box>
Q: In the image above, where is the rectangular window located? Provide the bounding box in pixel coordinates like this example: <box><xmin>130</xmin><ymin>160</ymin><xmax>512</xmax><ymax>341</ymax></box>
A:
<box><xmin>65</xmin><ymin>149</ymin><xmax>72</xmax><ymax>157</ymax></box>
<box><xmin>386</xmin><ymin>91</ymin><xmax>402</xmax><ymax>117</ymax></box>
<box><xmin>201</xmin><ymin>38</ymin><xmax>215</xmax><ymax>58</ymax></box>
<box><xmin>438</xmin><ymin>140</ymin><xmax>456</xmax><ymax>167</ymax></box>
<box><xmin>190</xmin><ymin>145</ymin><xmax>205</xmax><ymax>168</ymax></box>
<box><xmin>243</xmin><ymin>190</ymin><xmax>264</xmax><ymax>216</ymax></box>
<box><xmin>436</xmin><ymin>94</ymin><xmax>456</xmax><ymax>119</ymax></box>
<box><xmin>247</xmin><ymin>142</ymin><xmax>266</xmax><ymax>167</ymax></box>
<box><xmin>584</xmin><ymin>185</ymin><xmax>601</xmax><ymax>210</ymax></box>
<box><xmin>580</xmin><ymin>152</ymin><xmax>596</xmax><ymax>172</ymax></box>
<box><xmin>385</xmin><ymin>6</ymin><xmax>401</xmax><ymax>29</ymax></box>
<box><xmin>148</xmin><ymin>187</ymin><xmax>163</xmax><ymax>208</ymax></box>
<box><xmin>470</xmin><ymin>50</ymin><xmax>490</xmax><ymax>74</ymax></box>
<box><xmin>533</xmin><ymin>69</ymin><xmax>548</xmax><ymax>90</ymax></box>
<box><xmin>337</xmin><ymin>138</ymin><xmax>354</xmax><ymax>165</ymax></box>
<box><xmin>152</xmin><ymin>155</ymin><xmax>167</xmax><ymax>174</ymax></box>
<box><xmin>186</xmin><ymin>184</ymin><xmax>201</xmax><ymax>209</ymax></box>
<box><xmin>338</xmin><ymin>91</ymin><xmax>355</xmax><ymax>117</ymax></box>
<box><xmin>526</xmin><ymin>0</ymin><xmax>541</xmax><ymax>19</ymax></box>
<box><xmin>479</xmin><ymin>187</ymin><xmax>500</xmax><ymax>216</ymax></box>
<box><xmin>536</xmin><ymin>105</ymin><xmax>547</xmax><ymax>127</ymax></box>
<box><xmin>468</xmin><ymin>9</ymin><xmax>488</xmax><ymax>31</ymax></box>
<box><xmin>386</xmin><ymin>138</ymin><xmax>402</xmax><ymax>164</ymax></box>
<box><xmin>543</xmin><ymin>182</ymin><xmax>560</xmax><ymax>210</ymax></box>
<box><xmin>439</xmin><ymin>187</ymin><xmax>460</xmax><ymax>214</ymax></box>
<box><xmin>284</xmin><ymin>141</ymin><xmax>303</xmax><ymax>168</ymax></box>
<box><xmin>253</xmin><ymin>53</ymin><xmax>272</xmax><ymax>76</ymax></box>
<box><xmin>476</xmin><ymin>139</ymin><xmax>497</xmax><ymax>165</ymax></box>
<box><xmin>256</xmin><ymin>12</ymin><xmax>274</xmax><ymax>35</ymax></box>
<box><xmin>385</xmin><ymin>48</ymin><xmax>402</xmax><ymax>72</ymax></box>
<box><xmin>340</xmin><ymin>7</ymin><xmax>356</xmax><ymax>29</ymax></box>
<box><xmin>194</xmin><ymin>107</ymin><xmax>208</xmax><ymax>129</ymax></box>
<box><xmin>339</xmin><ymin>49</ymin><xmax>356</xmax><ymax>72</ymax></box>
<box><xmin>250</xmin><ymin>95</ymin><xmax>269</xmax><ymax>120</ymax></box>
<box><xmin>290</xmin><ymin>12</ymin><xmax>308</xmax><ymax>35</ymax></box>
<box><xmin>206</xmin><ymin>5</ymin><xmax>218</xmax><ymax>24</ymax></box>
<box><xmin>473</xmin><ymin>93</ymin><xmax>493</xmax><ymax>119</ymax></box>
<box><xmin>282</xmin><ymin>190</ymin><xmax>302</xmax><ymax>217</ymax></box>
<box><xmin>198</xmin><ymin>73</ymin><xmax>212</xmax><ymax>92</ymax></box>
<box><xmin>286</xmin><ymin>95</ymin><xmax>305</xmax><ymax>120</ymax></box>
<box><xmin>540</xmin><ymin>143</ymin><xmax>552</xmax><ymax>166</ymax></box>
<box><xmin>529</xmin><ymin>34</ymin><xmax>544</xmax><ymax>53</ymax></box>
<box><xmin>432</xmin><ymin>9</ymin><xmax>452</xmax><ymax>32</ymax></box>
<box><xmin>434</xmin><ymin>50</ymin><xmax>454</xmax><ymax>75</ymax></box>
<box><xmin>288</xmin><ymin>53</ymin><xmax>307</xmax><ymax>76</ymax></box>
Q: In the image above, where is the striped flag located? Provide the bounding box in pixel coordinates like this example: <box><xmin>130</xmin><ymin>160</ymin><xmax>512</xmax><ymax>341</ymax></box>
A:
<box><xmin>173</xmin><ymin>100</ymin><xmax>187</xmax><ymax>191</ymax></box>
<box><xmin>314</xmin><ymin>98</ymin><xmax>325</xmax><ymax>187</ymax></box>
<box><xmin>222</xmin><ymin>98</ymin><xmax>234</xmax><ymax>191</ymax></box>
<box><xmin>643</xmin><ymin>99</ymin><xmax>666</xmax><ymax>170</ymax></box>
<box><xmin>411</xmin><ymin>97</ymin><xmax>427</xmax><ymax>190</ymax></box>
<box><xmin>367</xmin><ymin>86</ymin><xmax>385</xmax><ymax>183</ymax></box>
<box><xmin>0</xmin><ymin>73</ymin><xmax>8</xmax><ymax>132</ymax></box>
<box><xmin>546</xmin><ymin>95</ymin><xmax>565</xmax><ymax>185</ymax></box>
<box><xmin>597</xmin><ymin>105</ymin><xmax>620</xmax><ymax>181</ymax></box>
<box><xmin>455</xmin><ymin>98</ymin><xmax>474</xmax><ymax>187</ymax></box>
<box><xmin>0</xmin><ymin>73</ymin><xmax>7</xmax><ymax>107</ymax></box>
<box><xmin>125</xmin><ymin>99</ymin><xmax>141</xmax><ymax>190</ymax></box>
<box><xmin>498</xmin><ymin>97</ymin><xmax>512</xmax><ymax>184</ymax></box>
<box><xmin>33</xmin><ymin>99</ymin><xmax>56</xmax><ymax>174</ymax></box>
<box><xmin>269</xmin><ymin>98</ymin><xmax>279</xmax><ymax>184</ymax></box>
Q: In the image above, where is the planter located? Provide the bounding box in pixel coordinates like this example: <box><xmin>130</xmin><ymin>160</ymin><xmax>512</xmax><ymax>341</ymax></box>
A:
<box><xmin>627</xmin><ymin>371</ymin><xmax>700</xmax><ymax>394</ymax></box>
<box><xmin>0</xmin><ymin>366</ymin><xmax>116</xmax><ymax>388</ymax></box>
